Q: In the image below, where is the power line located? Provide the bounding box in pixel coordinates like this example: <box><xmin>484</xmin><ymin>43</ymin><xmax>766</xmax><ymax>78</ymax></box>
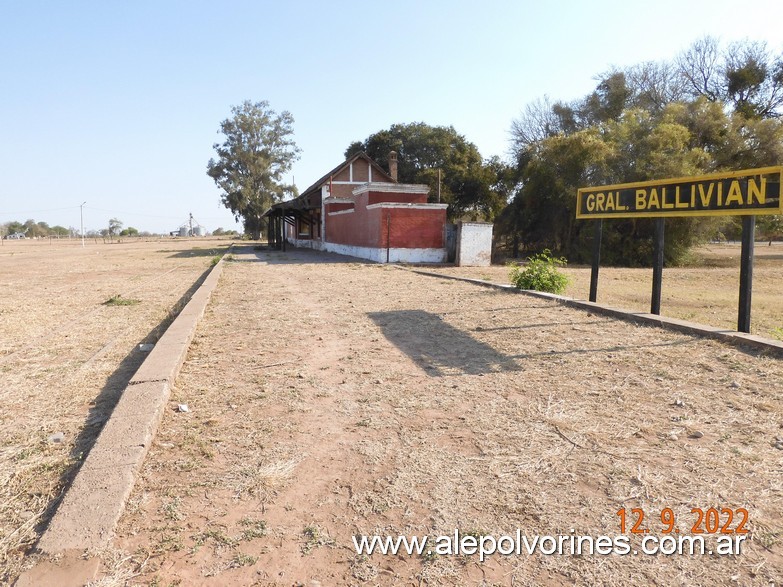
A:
<box><xmin>0</xmin><ymin>205</ymin><xmax>238</xmax><ymax>225</ymax></box>
<box><xmin>0</xmin><ymin>206</ymin><xmax>79</xmax><ymax>216</ymax></box>
<box><xmin>84</xmin><ymin>207</ymin><xmax>237</xmax><ymax>222</ymax></box>
<box><xmin>84</xmin><ymin>206</ymin><xmax>185</xmax><ymax>220</ymax></box>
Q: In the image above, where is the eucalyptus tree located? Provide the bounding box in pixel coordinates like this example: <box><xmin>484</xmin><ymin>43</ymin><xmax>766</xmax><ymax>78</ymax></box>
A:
<box><xmin>208</xmin><ymin>100</ymin><xmax>300</xmax><ymax>239</ymax></box>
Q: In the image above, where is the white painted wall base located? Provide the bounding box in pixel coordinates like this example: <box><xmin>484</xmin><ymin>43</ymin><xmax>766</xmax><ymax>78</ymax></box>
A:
<box><xmin>285</xmin><ymin>237</ymin><xmax>446</xmax><ymax>263</ymax></box>
<box><xmin>287</xmin><ymin>238</ymin><xmax>325</xmax><ymax>251</ymax></box>
<box><xmin>324</xmin><ymin>241</ymin><xmax>446</xmax><ymax>263</ymax></box>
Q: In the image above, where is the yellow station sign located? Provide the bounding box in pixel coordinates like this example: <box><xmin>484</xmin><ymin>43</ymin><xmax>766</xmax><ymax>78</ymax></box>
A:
<box><xmin>576</xmin><ymin>167</ymin><xmax>783</xmax><ymax>219</ymax></box>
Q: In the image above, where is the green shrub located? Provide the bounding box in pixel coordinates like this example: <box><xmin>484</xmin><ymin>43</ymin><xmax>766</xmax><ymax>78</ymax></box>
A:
<box><xmin>103</xmin><ymin>294</ymin><xmax>140</xmax><ymax>306</ymax></box>
<box><xmin>509</xmin><ymin>249</ymin><xmax>569</xmax><ymax>294</ymax></box>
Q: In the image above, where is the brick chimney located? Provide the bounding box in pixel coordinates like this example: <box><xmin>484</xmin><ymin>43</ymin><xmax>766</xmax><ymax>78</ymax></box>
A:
<box><xmin>388</xmin><ymin>151</ymin><xmax>398</xmax><ymax>182</ymax></box>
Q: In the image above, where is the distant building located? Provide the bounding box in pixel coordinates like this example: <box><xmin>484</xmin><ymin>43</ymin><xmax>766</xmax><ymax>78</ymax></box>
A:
<box><xmin>173</xmin><ymin>214</ymin><xmax>206</xmax><ymax>237</ymax></box>
<box><xmin>265</xmin><ymin>152</ymin><xmax>448</xmax><ymax>263</ymax></box>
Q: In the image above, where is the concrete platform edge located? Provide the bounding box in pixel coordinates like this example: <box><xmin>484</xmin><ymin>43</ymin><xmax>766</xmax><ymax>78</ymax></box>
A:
<box><xmin>16</xmin><ymin>246</ymin><xmax>231</xmax><ymax>586</ymax></box>
<box><xmin>404</xmin><ymin>267</ymin><xmax>783</xmax><ymax>357</ymax></box>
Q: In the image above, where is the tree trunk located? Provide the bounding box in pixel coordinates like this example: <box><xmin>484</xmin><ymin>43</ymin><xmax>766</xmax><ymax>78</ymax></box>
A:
<box><xmin>245</xmin><ymin>214</ymin><xmax>263</xmax><ymax>241</ymax></box>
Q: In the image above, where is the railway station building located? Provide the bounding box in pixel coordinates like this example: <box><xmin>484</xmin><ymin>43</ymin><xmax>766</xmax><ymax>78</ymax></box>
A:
<box><xmin>265</xmin><ymin>152</ymin><xmax>449</xmax><ymax>263</ymax></box>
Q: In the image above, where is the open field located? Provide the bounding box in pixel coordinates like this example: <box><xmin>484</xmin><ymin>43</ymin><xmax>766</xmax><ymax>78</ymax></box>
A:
<box><xmin>0</xmin><ymin>238</ymin><xmax>230</xmax><ymax>583</ymax></box>
<box><xmin>86</xmin><ymin>246</ymin><xmax>783</xmax><ymax>586</ymax></box>
<box><xmin>3</xmin><ymin>241</ymin><xmax>782</xmax><ymax>585</ymax></box>
<box><xmin>432</xmin><ymin>243</ymin><xmax>783</xmax><ymax>341</ymax></box>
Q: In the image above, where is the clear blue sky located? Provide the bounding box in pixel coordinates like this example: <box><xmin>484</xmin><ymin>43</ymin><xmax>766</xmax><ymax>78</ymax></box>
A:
<box><xmin>2</xmin><ymin>0</ymin><xmax>782</xmax><ymax>234</ymax></box>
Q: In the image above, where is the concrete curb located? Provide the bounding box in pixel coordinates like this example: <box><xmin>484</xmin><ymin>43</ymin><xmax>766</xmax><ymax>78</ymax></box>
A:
<box><xmin>404</xmin><ymin>268</ymin><xmax>783</xmax><ymax>357</ymax></box>
<box><xmin>16</xmin><ymin>248</ymin><xmax>231</xmax><ymax>587</ymax></box>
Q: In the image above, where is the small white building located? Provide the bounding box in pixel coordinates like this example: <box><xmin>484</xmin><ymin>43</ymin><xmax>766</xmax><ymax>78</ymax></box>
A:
<box><xmin>455</xmin><ymin>221</ymin><xmax>493</xmax><ymax>266</ymax></box>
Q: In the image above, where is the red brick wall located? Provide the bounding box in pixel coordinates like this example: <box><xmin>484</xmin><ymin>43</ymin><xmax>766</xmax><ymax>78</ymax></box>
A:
<box><xmin>352</xmin><ymin>159</ymin><xmax>370</xmax><ymax>182</ymax></box>
<box><xmin>328</xmin><ymin>183</ymin><xmax>357</xmax><ymax>199</ymax></box>
<box><xmin>325</xmin><ymin>192</ymin><xmax>445</xmax><ymax>249</ymax></box>
<box><xmin>385</xmin><ymin>208</ymin><xmax>445</xmax><ymax>248</ymax></box>
<box><xmin>326</xmin><ymin>192</ymin><xmax>382</xmax><ymax>247</ymax></box>
<box><xmin>333</xmin><ymin>167</ymin><xmax>350</xmax><ymax>181</ymax></box>
<box><xmin>325</xmin><ymin>202</ymin><xmax>353</xmax><ymax>213</ymax></box>
<box><xmin>367</xmin><ymin>190</ymin><xmax>428</xmax><ymax>205</ymax></box>
<box><xmin>330</xmin><ymin>159</ymin><xmax>376</xmax><ymax>183</ymax></box>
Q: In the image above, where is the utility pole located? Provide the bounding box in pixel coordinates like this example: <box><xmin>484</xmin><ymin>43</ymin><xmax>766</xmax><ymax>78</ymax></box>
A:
<box><xmin>189</xmin><ymin>212</ymin><xmax>194</xmax><ymax>237</ymax></box>
<box><xmin>80</xmin><ymin>201</ymin><xmax>86</xmax><ymax>247</ymax></box>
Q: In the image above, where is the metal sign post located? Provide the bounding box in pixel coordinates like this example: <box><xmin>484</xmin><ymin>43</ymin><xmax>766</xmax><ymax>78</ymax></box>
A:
<box><xmin>577</xmin><ymin>167</ymin><xmax>782</xmax><ymax>332</ymax></box>
<box><xmin>589</xmin><ymin>219</ymin><xmax>602</xmax><ymax>303</ymax></box>
<box><xmin>738</xmin><ymin>215</ymin><xmax>755</xmax><ymax>333</ymax></box>
<box><xmin>651</xmin><ymin>218</ymin><xmax>665</xmax><ymax>315</ymax></box>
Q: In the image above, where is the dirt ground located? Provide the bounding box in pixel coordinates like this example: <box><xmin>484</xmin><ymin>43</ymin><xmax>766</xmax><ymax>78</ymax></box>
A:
<box><xmin>98</xmin><ymin>245</ymin><xmax>783</xmax><ymax>586</ymax></box>
<box><xmin>0</xmin><ymin>238</ymin><xmax>230</xmax><ymax>584</ymax></box>
<box><xmin>431</xmin><ymin>243</ymin><xmax>783</xmax><ymax>340</ymax></box>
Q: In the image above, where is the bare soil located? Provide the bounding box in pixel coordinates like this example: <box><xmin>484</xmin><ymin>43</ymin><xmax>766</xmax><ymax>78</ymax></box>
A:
<box><xmin>432</xmin><ymin>243</ymin><xmax>783</xmax><ymax>340</ymax></box>
<box><xmin>102</xmin><ymin>245</ymin><xmax>783</xmax><ymax>586</ymax></box>
<box><xmin>0</xmin><ymin>238</ymin><xmax>230</xmax><ymax>584</ymax></box>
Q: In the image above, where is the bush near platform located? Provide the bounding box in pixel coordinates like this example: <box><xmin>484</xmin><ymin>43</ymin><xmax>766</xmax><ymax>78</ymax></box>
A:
<box><xmin>509</xmin><ymin>249</ymin><xmax>569</xmax><ymax>294</ymax></box>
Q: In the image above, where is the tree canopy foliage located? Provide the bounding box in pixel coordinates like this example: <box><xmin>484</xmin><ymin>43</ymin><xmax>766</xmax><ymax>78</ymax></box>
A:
<box><xmin>1</xmin><ymin>219</ymin><xmax>74</xmax><ymax>239</ymax></box>
<box><xmin>208</xmin><ymin>100</ymin><xmax>300</xmax><ymax>239</ymax></box>
<box><xmin>499</xmin><ymin>36</ymin><xmax>783</xmax><ymax>265</ymax></box>
<box><xmin>346</xmin><ymin>122</ymin><xmax>509</xmax><ymax>221</ymax></box>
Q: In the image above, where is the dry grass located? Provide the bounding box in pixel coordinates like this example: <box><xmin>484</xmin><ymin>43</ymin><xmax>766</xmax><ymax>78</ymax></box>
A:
<box><xmin>0</xmin><ymin>237</ymin><xmax>231</xmax><ymax>584</ymax></box>
<box><xmin>431</xmin><ymin>243</ymin><xmax>783</xmax><ymax>340</ymax></box>
<box><xmin>108</xmin><ymin>245</ymin><xmax>782</xmax><ymax>586</ymax></box>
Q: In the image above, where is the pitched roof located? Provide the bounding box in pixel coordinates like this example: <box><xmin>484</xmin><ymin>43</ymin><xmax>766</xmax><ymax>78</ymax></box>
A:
<box><xmin>300</xmin><ymin>152</ymin><xmax>393</xmax><ymax>198</ymax></box>
<box><xmin>267</xmin><ymin>152</ymin><xmax>393</xmax><ymax>214</ymax></box>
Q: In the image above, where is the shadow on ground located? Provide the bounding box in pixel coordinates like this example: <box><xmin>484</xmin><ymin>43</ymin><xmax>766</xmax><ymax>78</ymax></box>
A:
<box><xmin>232</xmin><ymin>245</ymin><xmax>374</xmax><ymax>265</ymax></box>
<box><xmin>368</xmin><ymin>309</ymin><xmax>521</xmax><ymax>376</ymax></box>
<box><xmin>32</xmin><ymin>263</ymin><xmax>215</xmax><ymax>544</ymax></box>
<box><xmin>370</xmin><ymin>309</ymin><xmax>699</xmax><ymax>376</ymax></box>
<box><xmin>163</xmin><ymin>246</ymin><xmax>230</xmax><ymax>259</ymax></box>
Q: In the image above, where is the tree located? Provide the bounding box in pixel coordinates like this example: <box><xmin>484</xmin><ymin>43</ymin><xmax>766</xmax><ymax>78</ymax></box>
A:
<box><xmin>676</xmin><ymin>36</ymin><xmax>783</xmax><ymax>119</ymax></box>
<box><xmin>6</xmin><ymin>221</ymin><xmax>25</xmax><ymax>235</ymax></box>
<box><xmin>758</xmin><ymin>214</ymin><xmax>783</xmax><ymax>242</ymax></box>
<box><xmin>108</xmin><ymin>218</ymin><xmax>123</xmax><ymax>239</ymax></box>
<box><xmin>580</xmin><ymin>72</ymin><xmax>631</xmax><ymax>126</ymax></box>
<box><xmin>345</xmin><ymin>122</ymin><xmax>506</xmax><ymax>220</ymax></box>
<box><xmin>509</xmin><ymin>96</ymin><xmax>564</xmax><ymax>149</ymax></box>
<box><xmin>676</xmin><ymin>36</ymin><xmax>723</xmax><ymax>102</ymax></box>
<box><xmin>120</xmin><ymin>227</ymin><xmax>139</xmax><ymax>237</ymax></box>
<box><xmin>22</xmin><ymin>219</ymin><xmax>46</xmax><ymax>238</ymax></box>
<box><xmin>207</xmin><ymin>100</ymin><xmax>301</xmax><ymax>239</ymax></box>
<box><xmin>211</xmin><ymin>227</ymin><xmax>238</xmax><ymax>237</ymax></box>
<box><xmin>35</xmin><ymin>221</ymin><xmax>51</xmax><ymax>236</ymax></box>
<box><xmin>624</xmin><ymin>61</ymin><xmax>687</xmax><ymax>112</ymax></box>
<box><xmin>501</xmin><ymin>59</ymin><xmax>783</xmax><ymax>266</ymax></box>
<box><xmin>724</xmin><ymin>40</ymin><xmax>783</xmax><ymax>118</ymax></box>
